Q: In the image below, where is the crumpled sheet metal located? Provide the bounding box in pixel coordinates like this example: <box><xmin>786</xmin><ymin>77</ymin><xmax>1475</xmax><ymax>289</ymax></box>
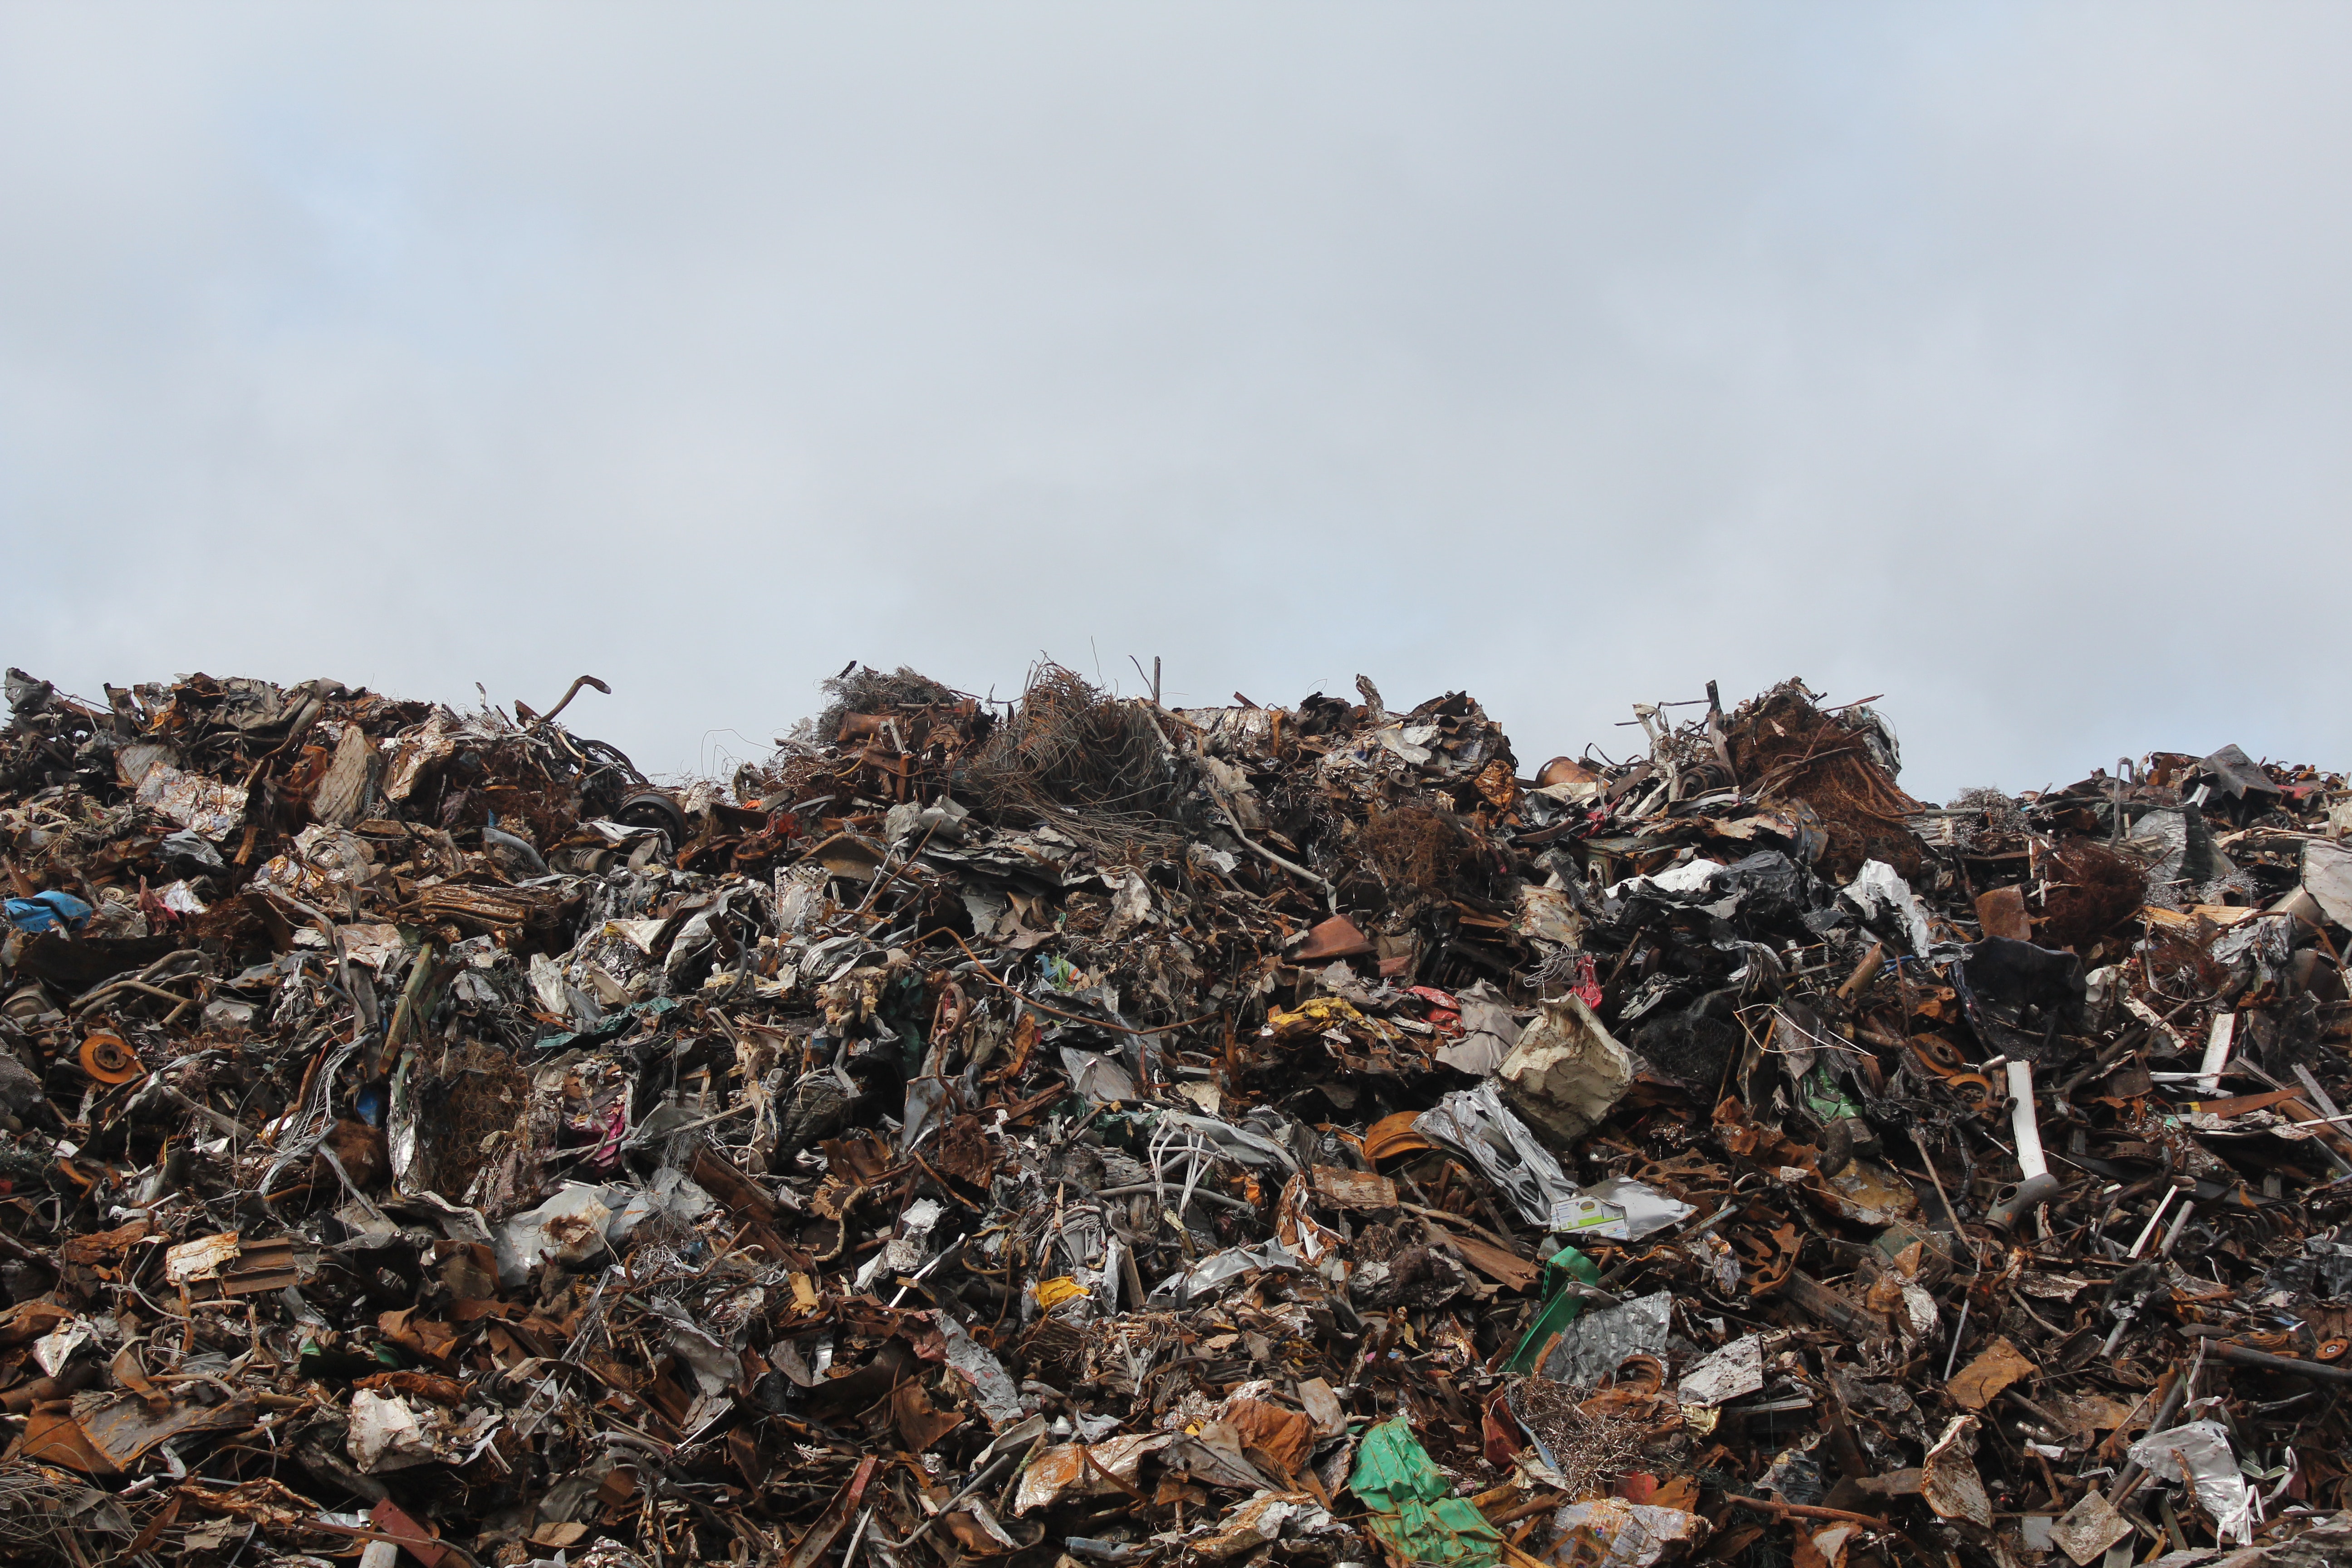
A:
<box><xmin>1675</xmin><ymin>1334</ymin><xmax>1764</xmax><ymax>1408</ymax></box>
<box><xmin>1016</xmin><ymin>1430</ymin><xmax>1171</xmax><ymax>1514</ymax></box>
<box><xmin>1844</xmin><ymin>859</ymin><xmax>1937</xmax><ymax>956</ymax></box>
<box><xmin>1537</xmin><ymin>1290</ymin><xmax>1672</xmax><ymax>1388</ymax></box>
<box><xmin>1551</xmin><ymin>1497</ymin><xmax>1710</xmax><ymax>1568</ymax></box>
<box><xmin>347</xmin><ymin>1390</ymin><xmax>502</xmax><ymax>1474</ymax></box>
<box><xmin>1147</xmin><ymin>1239</ymin><xmax>1298</xmax><ymax>1308</ymax></box>
<box><xmin>2131</xmin><ymin>1420</ymin><xmax>2256</xmax><ymax>1546</ymax></box>
<box><xmin>129</xmin><ymin>760</ymin><xmax>245</xmax><ymax>839</ymax></box>
<box><xmin>1413</xmin><ymin>1079</ymin><xmax>1580</xmax><ymax>1229</ymax></box>
<box><xmin>1496</xmin><ymin>992</ymin><xmax>1634</xmax><ymax>1146</ymax></box>
<box><xmin>1436</xmin><ymin>993</ymin><xmax>1522</xmax><ymax>1076</ymax></box>
<box><xmin>1187</xmin><ymin>1488</ymin><xmax>1345</xmax><ymax>1560</ymax></box>
<box><xmin>941</xmin><ymin>1313</ymin><xmax>1029</xmax><ymax>1429</ymax></box>
<box><xmin>24</xmin><ymin>1389</ymin><xmax>257</xmax><ymax>1476</ymax></box>
<box><xmin>1921</xmin><ymin>1414</ymin><xmax>1994</xmax><ymax>1528</ymax></box>
<box><xmin>2052</xmin><ymin>1489</ymin><xmax>2137</xmax><ymax>1566</ymax></box>
<box><xmin>1153</xmin><ymin>1108</ymin><xmax>1300</xmax><ymax>1170</ymax></box>
<box><xmin>2303</xmin><ymin>838</ymin><xmax>2352</xmax><ymax>928</ymax></box>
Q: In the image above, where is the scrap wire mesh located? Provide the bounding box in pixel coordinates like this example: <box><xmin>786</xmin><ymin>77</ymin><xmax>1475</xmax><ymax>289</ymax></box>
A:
<box><xmin>816</xmin><ymin>665</ymin><xmax>964</xmax><ymax>745</ymax></box>
<box><xmin>0</xmin><ymin>1461</ymin><xmax>132</xmax><ymax>1551</ymax></box>
<box><xmin>964</xmin><ymin>664</ymin><xmax>1192</xmax><ymax>861</ymax></box>
<box><xmin>1506</xmin><ymin>1378</ymin><xmax>1649</xmax><ymax>1501</ymax></box>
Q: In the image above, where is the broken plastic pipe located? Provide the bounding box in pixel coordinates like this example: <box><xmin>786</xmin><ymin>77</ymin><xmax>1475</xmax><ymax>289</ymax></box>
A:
<box><xmin>2127</xmin><ymin>1187</ymin><xmax>2180</xmax><ymax>1259</ymax></box>
<box><xmin>2198</xmin><ymin>1013</ymin><xmax>2236</xmax><ymax>1096</ymax></box>
<box><xmin>2007</xmin><ymin>1060</ymin><xmax>2047</xmax><ymax>1179</ymax></box>
<box><xmin>482</xmin><ymin>823</ymin><xmax>549</xmax><ymax>877</ymax></box>
<box><xmin>1984</xmin><ymin>1059</ymin><xmax>2061</xmax><ymax>1230</ymax></box>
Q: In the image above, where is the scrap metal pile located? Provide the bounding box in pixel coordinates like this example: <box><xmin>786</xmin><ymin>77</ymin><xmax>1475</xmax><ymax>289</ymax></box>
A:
<box><xmin>5</xmin><ymin>661</ymin><xmax>2352</xmax><ymax>1568</ymax></box>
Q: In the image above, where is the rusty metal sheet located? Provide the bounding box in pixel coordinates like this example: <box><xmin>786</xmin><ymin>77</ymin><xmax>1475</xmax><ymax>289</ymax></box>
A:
<box><xmin>1293</xmin><ymin>914</ymin><xmax>1374</xmax><ymax>961</ymax></box>
<box><xmin>1946</xmin><ymin>1336</ymin><xmax>2035</xmax><ymax>1412</ymax></box>
<box><xmin>1309</xmin><ymin>1165</ymin><xmax>1397</xmax><ymax>1210</ymax></box>
<box><xmin>1974</xmin><ymin>885</ymin><xmax>2032</xmax><ymax>941</ymax></box>
<box><xmin>1809</xmin><ymin>1161</ymin><xmax>1917</xmax><ymax>1227</ymax></box>
<box><xmin>2051</xmin><ymin>1490</ymin><xmax>2134</xmax><ymax>1566</ymax></box>
<box><xmin>309</xmin><ymin>724</ymin><xmax>377</xmax><ymax>827</ymax></box>
<box><xmin>1016</xmin><ymin>1431</ymin><xmax>1174</xmax><ymax>1514</ymax></box>
<box><xmin>219</xmin><ymin>1238</ymin><xmax>298</xmax><ymax>1297</ymax></box>
<box><xmin>163</xmin><ymin>1231</ymin><xmax>241</xmax><ymax>1286</ymax></box>
<box><xmin>1446</xmin><ymin>1231</ymin><xmax>1539</xmax><ymax>1292</ymax></box>
<box><xmin>1921</xmin><ymin>1414</ymin><xmax>1993</xmax><ymax>1527</ymax></box>
<box><xmin>61</xmin><ymin>1390</ymin><xmax>256</xmax><ymax>1473</ymax></box>
<box><xmin>1362</xmin><ymin>1110</ymin><xmax>1435</xmax><ymax>1162</ymax></box>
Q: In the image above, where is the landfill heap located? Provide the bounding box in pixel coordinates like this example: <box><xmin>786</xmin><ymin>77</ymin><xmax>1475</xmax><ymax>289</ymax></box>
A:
<box><xmin>7</xmin><ymin>665</ymin><xmax>2352</xmax><ymax>1568</ymax></box>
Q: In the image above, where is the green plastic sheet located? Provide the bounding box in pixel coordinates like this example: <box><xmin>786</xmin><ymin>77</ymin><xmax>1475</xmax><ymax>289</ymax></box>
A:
<box><xmin>1502</xmin><ymin>1243</ymin><xmax>1599</xmax><ymax>1374</ymax></box>
<box><xmin>1348</xmin><ymin>1417</ymin><xmax>1506</xmax><ymax>1568</ymax></box>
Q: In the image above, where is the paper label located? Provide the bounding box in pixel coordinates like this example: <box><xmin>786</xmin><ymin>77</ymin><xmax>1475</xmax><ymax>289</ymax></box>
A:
<box><xmin>1550</xmin><ymin>1196</ymin><xmax>1630</xmax><ymax>1237</ymax></box>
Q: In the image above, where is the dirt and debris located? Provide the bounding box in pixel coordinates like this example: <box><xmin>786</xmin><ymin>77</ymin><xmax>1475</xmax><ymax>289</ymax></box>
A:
<box><xmin>5</xmin><ymin>659</ymin><xmax>2352</xmax><ymax>1567</ymax></box>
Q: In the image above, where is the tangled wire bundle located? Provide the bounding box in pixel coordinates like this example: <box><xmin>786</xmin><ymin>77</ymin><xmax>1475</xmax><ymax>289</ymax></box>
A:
<box><xmin>0</xmin><ymin>1462</ymin><xmax>132</xmax><ymax>1553</ymax></box>
<box><xmin>1508</xmin><ymin>1378</ymin><xmax>1649</xmax><ymax>1500</ymax></box>
<box><xmin>963</xmin><ymin>665</ymin><xmax>1189</xmax><ymax>859</ymax></box>
<box><xmin>1356</xmin><ymin>802</ymin><xmax>1487</xmax><ymax>906</ymax></box>
<box><xmin>818</xmin><ymin>665</ymin><xmax>964</xmax><ymax>745</ymax></box>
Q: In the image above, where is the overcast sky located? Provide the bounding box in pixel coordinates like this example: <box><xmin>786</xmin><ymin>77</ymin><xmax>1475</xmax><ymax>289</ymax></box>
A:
<box><xmin>3</xmin><ymin>5</ymin><xmax>2346</xmax><ymax>800</ymax></box>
